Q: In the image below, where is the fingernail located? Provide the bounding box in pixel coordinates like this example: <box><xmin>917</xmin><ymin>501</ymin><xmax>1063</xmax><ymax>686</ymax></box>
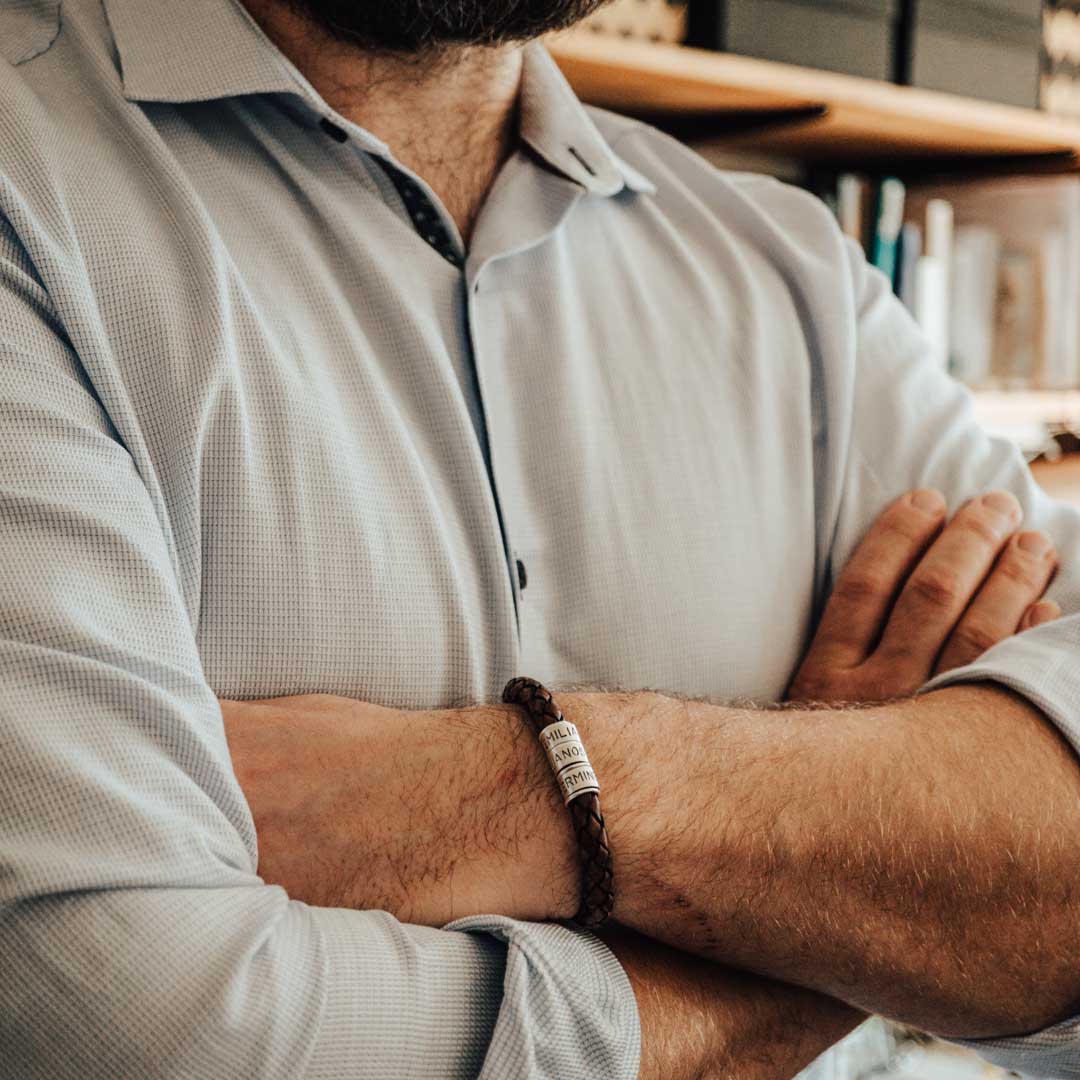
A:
<box><xmin>981</xmin><ymin>491</ymin><xmax>1022</xmax><ymax>533</ymax></box>
<box><xmin>910</xmin><ymin>489</ymin><xmax>946</xmax><ymax>515</ymax></box>
<box><xmin>1018</xmin><ymin>531</ymin><xmax>1053</xmax><ymax>557</ymax></box>
<box><xmin>1031</xmin><ymin>602</ymin><xmax>1062</xmax><ymax>627</ymax></box>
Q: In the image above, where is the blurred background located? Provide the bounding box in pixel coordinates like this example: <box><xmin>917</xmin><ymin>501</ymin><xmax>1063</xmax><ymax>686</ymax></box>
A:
<box><xmin>544</xmin><ymin>1</ymin><xmax>1076</xmax><ymax>1075</ymax></box>
<box><xmin>548</xmin><ymin>0</ymin><xmax>1080</xmax><ymax>494</ymax></box>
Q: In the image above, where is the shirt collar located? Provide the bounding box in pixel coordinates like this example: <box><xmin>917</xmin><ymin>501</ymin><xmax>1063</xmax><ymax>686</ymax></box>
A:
<box><xmin>517</xmin><ymin>41</ymin><xmax>656</xmax><ymax>197</ymax></box>
<box><xmin>103</xmin><ymin>0</ymin><xmax>300</xmax><ymax>103</ymax></box>
<box><xmin>103</xmin><ymin>0</ymin><xmax>655</xmax><ymax>198</ymax></box>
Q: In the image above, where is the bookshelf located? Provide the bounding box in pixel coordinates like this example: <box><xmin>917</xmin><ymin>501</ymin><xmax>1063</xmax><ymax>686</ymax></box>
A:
<box><xmin>547</xmin><ymin>31</ymin><xmax>1080</xmax><ymax>463</ymax></box>
<box><xmin>546</xmin><ymin>31</ymin><xmax>1080</xmax><ymax>173</ymax></box>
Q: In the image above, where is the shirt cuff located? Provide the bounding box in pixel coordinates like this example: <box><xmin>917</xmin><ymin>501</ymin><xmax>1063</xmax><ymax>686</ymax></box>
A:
<box><xmin>447</xmin><ymin>915</ymin><xmax>641</xmax><ymax>1080</ymax></box>
<box><xmin>948</xmin><ymin>1015</ymin><xmax>1080</xmax><ymax>1079</ymax></box>
<box><xmin>918</xmin><ymin>616</ymin><xmax>1080</xmax><ymax>756</ymax></box>
<box><xmin>918</xmin><ymin>619</ymin><xmax>1080</xmax><ymax>1077</ymax></box>
<box><xmin>307</xmin><ymin>906</ymin><xmax>504</xmax><ymax>1079</ymax></box>
<box><xmin>307</xmin><ymin>907</ymin><xmax>640</xmax><ymax>1080</ymax></box>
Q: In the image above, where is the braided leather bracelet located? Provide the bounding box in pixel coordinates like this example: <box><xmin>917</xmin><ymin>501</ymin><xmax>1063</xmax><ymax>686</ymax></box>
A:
<box><xmin>502</xmin><ymin>676</ymin><xmax>614</xmax><ymax>929</ymax></box>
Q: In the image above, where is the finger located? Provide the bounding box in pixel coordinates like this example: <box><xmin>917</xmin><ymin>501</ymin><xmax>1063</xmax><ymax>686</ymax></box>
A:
<box><xmin>875</xmin><ymin>490</ymin><xmax>1023</xmax><ymax>680</ymax></box>
<box><xmin>933</xmin><ymin>530</ymin><xmax>1057</xmax><ymax>675</ymax></box>
<box><xmin>802</xmin><ymin>489</ymin><xmax>947</xmax><ymax>669</ymax></box>
<box><xmin>1020</xmin><ymin>599</ymin><xmax>1062</xmax><ymax>631</ymax></box>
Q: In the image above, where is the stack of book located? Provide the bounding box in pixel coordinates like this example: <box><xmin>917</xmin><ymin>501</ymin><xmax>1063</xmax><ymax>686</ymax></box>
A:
<box><xmin>686</xmin><ymin>0</ymin><xmax>900</xmax><ymax>81</ymax></box>
<box><xmin>819</xmin><ymin>173</ymin><xmax>1080</xmax><ymax>393</ymax></box>
<box><xmin>905</xmin><ymin>0</ymin><xmax>1044</xmax><ymax>108</ymax></box>
<box><xmin>812</xmin><ymin>171</ymin><xmax>1080</xmax><ymax>453</ymax></box>
<box><xmin>1044</xmin><ymin>0</ymin><xmax>1080</xmax><ymax>117</ymax></box>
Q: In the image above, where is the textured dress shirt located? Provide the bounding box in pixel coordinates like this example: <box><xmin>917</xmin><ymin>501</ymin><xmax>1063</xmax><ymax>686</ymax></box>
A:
<box><xmin>1</xmin><ymin>1</ymin><xmax>1079</xmax><ymax>1077</ymax></box>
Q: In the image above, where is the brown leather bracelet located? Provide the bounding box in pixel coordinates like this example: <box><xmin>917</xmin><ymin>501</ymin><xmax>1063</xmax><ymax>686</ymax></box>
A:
<box><xmin>502</xmin><ymin>676</ymin><xmax>614</xmax><ymax>929</ymax></box>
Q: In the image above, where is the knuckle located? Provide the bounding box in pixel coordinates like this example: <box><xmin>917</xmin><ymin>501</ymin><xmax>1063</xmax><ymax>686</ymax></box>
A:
<box><xmin>879</xmin><ymin>504</ymin><xmax>932</xmax><ymax>543</ymax></box>
<box><xmin>788</xmin><ymin>669</ymin><xmax>835</xmax><ymax>703</ymax></box>
<box><xmin>996</xmin><ymin>555</ymin><xmax>1045</xmax><ymax>592</ymax></box>
<box><xmin>954</xmin><ymin>512</ymin><xmax>1008</xmax><ymax>548</ymax></box>
<box><xmin>862</xmin><ymin>664</ymin><xmax>922</xmax><ymax>703</ymax></box>
<box><xmin>834</xmin><ymin>571</ymin><xmax>890</xmax><ymax>606</ymax></box>
<box><xmin>908</xmin><ymin>568</ymin><xmax>963</xmax><ymax>610</ymax></box>
<box><xmin>950</xmin><ymin>620</ymin><xmax>1003</xmax><ymax>658</ymax></box>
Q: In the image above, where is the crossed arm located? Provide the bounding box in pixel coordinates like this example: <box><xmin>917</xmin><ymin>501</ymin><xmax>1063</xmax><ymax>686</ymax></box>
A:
<box><xmin>225</xmin><ymin>487</ymin><xmax>1080</xmax><ymax>1077</ymax></box>
<box><xmin>593</xmin><ymin>927</ymin><xmax>861</xmax><ymax>1080</ymax></box>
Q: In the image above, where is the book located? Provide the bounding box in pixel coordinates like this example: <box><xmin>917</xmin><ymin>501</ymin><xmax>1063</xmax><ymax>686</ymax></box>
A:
<box><xmin>898</xmin><ymin>222</ymin><xmax>923</xmax><ymax>312</ymax></box>
<box><xmin>909</xmin><ymin>198</ymin><xmax>954</xmax><ymax>371</ymax></box>
<box><xmin>837</xmin><ymin>173</ymin><xmax>868</xmax><ymax>252</ymax></box>
<box><xmin>914</xmin><ymin>254</ymin><xmax>949</xmax><ymax>371</ymax></box>
<box><xmin>871</xmin><ymin>177</ymin><xmax>906</xmax><ymax>286</ymax></box>
<box><xmin>950</xmin><ymin>226</ymin><xmax>1000</xmax><ymax>387</ymax></box>
<box><xmin>906</xmin><ymin>176</ymin><xmax>1080</xmax><ymax>391</ymax></box>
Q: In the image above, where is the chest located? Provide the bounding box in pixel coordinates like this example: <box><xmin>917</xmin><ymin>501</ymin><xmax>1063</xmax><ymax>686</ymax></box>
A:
<box><xmin>62</xmin><ymin>123</ymin><xmax>822</xmax><ymax>710</ymax></box>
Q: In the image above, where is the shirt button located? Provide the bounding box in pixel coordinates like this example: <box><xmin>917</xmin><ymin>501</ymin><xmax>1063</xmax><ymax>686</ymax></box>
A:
<box><xmin>516</xmin><ymin>559</ymin><xmax>528</xmax><ymax>591</ymax></box>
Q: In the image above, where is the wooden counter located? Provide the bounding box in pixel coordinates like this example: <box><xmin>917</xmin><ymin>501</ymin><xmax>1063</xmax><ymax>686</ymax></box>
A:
<box><xmin>1032</xmin><ymin>456</ymin><xmax>1080</xmax><ymax>504</ymax></box>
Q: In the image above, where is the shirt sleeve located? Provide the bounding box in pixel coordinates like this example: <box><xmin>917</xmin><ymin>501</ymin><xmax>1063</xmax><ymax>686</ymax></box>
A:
<box><xmin>0</xmin><ymin>219</ymin><xmax>639</xmax><ymax>1078</ymax></box>
<box><xmin>829</xmin><ymin>231</ymin><xmax>1080</xmax><ymax>1078</ymax></box>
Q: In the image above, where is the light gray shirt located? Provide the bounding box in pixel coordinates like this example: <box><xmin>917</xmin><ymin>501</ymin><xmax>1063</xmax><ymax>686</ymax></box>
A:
<box><xmin>1</xmin><ymin>1</ymin><xmax>1078</xmax><ymax>1077</ymax></box>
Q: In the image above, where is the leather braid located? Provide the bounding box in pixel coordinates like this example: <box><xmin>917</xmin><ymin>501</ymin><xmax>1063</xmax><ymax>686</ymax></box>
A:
<box><xmin>502</xmin><ymin>676</ymin><xmax>615</xmax><ymax>929</ymax></box>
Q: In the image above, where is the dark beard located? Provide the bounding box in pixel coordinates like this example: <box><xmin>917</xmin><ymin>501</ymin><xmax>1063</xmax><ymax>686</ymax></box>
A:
<box><xmin>281</xmin><ymin>0</ymin><xmax>612</xmax><ymax>52</ymax></box>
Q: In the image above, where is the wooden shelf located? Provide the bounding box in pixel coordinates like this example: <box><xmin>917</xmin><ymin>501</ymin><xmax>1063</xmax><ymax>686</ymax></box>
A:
<box><xmin>971</xmin><ymin>390</ymin><xmax>1080</xmax><ymax>431</ymax></box>
<box><xmin>546</xmin><ymin>31</ymin><xmax>1080</xmax><ymax>173</ymax></box>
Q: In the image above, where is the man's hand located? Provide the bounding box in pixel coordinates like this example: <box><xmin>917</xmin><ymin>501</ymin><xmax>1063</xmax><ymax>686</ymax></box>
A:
<box><xmin>789</xmin><ymin>489</ymin><xmax>1059</xmax><ymax>704</ymax></box>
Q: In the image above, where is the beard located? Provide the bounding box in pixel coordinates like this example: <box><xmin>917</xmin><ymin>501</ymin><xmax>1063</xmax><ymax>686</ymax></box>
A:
<box><xmin>281</xmin><ymin>0</ymin><xmax>612</xmax><ymax>52</ymax></box>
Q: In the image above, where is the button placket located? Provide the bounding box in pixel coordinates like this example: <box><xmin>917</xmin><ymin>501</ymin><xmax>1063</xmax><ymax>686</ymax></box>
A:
<box><xmin>316</xmin><ymin>116</ymin><xmax>465</xmax><ymax>266</ymax></box>
<box><xmin>377</xmin><ymin>163</ymin><xmax>464</xmax><ymax>268</ymax></box>
<box><xmin>313</xmin><ymin>111</ymin><xmax>519</xmax><ymax>664</ymax></box>
<box><xmin>460</xmin><ymin>169</ymin><xmax>595</xmax><ymax>660</ymax></box>
<box><xmin>465</xmin><ymin>262</ymin><xmax>525</xmax><ymax>644</ymax></box>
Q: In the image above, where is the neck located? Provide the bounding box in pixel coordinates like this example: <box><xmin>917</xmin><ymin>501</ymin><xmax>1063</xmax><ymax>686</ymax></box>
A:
<box><xmin>241</xmin><ymin>1</ymin><xmax>524</xmax><ymax>244</ymax></box>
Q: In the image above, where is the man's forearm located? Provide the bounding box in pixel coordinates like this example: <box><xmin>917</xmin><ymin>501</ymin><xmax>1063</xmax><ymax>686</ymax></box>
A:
<box><xmin>224</xmin><ymin>682</ymin><xmax>1080</xmax><ymax>1041</ymax></box>
<box><xmin>224</xmin><ymin>692</ymin><xmax>862</xmax><ymax>1079</ymax></box>
<box><xmin>591</xmin><ymin>684</ymin><xmax>1080</xmax><ymax>1040</ymax></box>
<box><xmin>604</xmin><ymin>927</ymin><xmax>862</xmax><ymax>1080</ymax></box>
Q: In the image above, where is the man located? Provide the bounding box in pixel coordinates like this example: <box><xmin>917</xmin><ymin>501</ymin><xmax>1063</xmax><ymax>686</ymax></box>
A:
<box><xmin>1</xmin><ymin>0</ymin><xmax>1079</xmax><ymax>1077</ymax></box>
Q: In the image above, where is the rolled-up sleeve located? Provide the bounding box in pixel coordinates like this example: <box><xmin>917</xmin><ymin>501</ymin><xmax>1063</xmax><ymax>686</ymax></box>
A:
<box><xmin>0</xmin><ymin>220</ymin><xmax>638</xmax><ymax>1077</ymax></box>
<box><xmin>825</xmin><ymin>232</ymin><xmax>1080</xmax><ymax>1077</ymax></box>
